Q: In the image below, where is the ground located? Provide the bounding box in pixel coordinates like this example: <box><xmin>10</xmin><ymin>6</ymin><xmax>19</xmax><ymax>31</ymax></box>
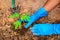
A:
<box><xmin>0</xmin><ymin>0</ymin><xmax>60</xmax><ymax>40</ymax></box>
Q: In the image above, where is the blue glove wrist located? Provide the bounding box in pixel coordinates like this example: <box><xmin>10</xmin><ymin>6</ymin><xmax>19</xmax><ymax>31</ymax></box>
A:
<box><xmin>30</xmin><ymin>7</ymin><xmax>48</xmax><ymax>22</ymax></box>
<box><xmin>54</xmin><ymin>24</ymin><xmax>60</xmax><ymax>34</ymax></box>
<box><xmin>30</xmin><ymin>23</ymin><xmax>54</xmax><ymax>36</ymax></box>
<box><xmin>25</xmin><ymin>7</ymin><xmax>48</xmax><ymax>28</ymax></box>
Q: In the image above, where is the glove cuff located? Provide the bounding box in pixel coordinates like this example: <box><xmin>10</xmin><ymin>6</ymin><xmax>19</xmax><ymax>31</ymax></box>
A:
<box><xmin>54</xmin><ymin>24</ymin><xmax>60</xmax><ymax>34</ymax></box>
<box><xmin>30</xmin><ymin>7</ymin><xmax>48</xmax><ymax>22</ymax></box>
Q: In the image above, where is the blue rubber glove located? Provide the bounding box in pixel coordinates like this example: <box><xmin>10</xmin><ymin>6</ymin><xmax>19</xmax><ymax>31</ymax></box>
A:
<box><xmin>54</xmin><ymin>24</ymin><xmax>60</xmax><ymax>34</ymax></box>
<box><xmin>30</xmin><ymin>23</ymin><xmax>60</xmax><ymax>36</ymax></box>
<box><xmin>25</xmin><ymin>7</ymin><xmax>48</xmax><ymax>28</ymax></box>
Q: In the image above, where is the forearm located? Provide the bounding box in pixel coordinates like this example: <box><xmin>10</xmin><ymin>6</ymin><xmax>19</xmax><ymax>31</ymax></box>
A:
<box><xmin>44</xmin><ymin>0</ymin><xmax>60</xmax><ymax>12</ymax></box>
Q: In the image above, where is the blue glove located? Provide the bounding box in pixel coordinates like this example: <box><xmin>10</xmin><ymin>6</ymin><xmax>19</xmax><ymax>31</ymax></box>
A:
<box><xmin>19</xmin><ymin>19</ymin><xmax>23</xmax><ymax>22</ymax></box>
<box><xmin>54</xmin><ymin>24</ymin><xmax>60</xmax><ymax>34</ymax></box>
<box><xmin>30</xmin><ymin>23</ymin><xmax>60</xmax><ymax>36</ymax></box>
<box><xmin>25</xmin><ymin>7</ymin><xmax>48</xmax><ymax>28</ymax></box>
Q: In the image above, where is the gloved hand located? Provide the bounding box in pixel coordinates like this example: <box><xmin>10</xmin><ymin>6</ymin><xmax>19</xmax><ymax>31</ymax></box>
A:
<box><xmin>14</xmin><ymin>21</ymin><xmax>21</xmax><ymax>29</ymax></box>
<box><xmin>30</xmin><ymin>23</ymin><xmax>60</xmax><ymax>36</ymax></box>
<box><xmin>25</xmin><ymin>7</ymin><xmax>48</xmax><ymax>28</ymax></box>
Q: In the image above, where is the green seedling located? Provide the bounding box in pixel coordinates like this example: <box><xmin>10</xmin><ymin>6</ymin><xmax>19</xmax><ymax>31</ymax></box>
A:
<box><xmin>12</xmin><ymin>0</ymin><xmax>16</xmax><ymax>8</ymax></box>
<box><xmin>13</xmin><ymin>12</ymin><xmax>31</xmax><ymax>30</ymax></box>
<box><xmin>21</xmin><ymin>15</ymin><xmax>30</xmax><ymax>22</ymax></box>
<box><xmin>9</xmin><ymin>12</ymin><xmax>20</xmax><ymax>18</ymax></box>
<box><xmin>14</xmin><ymin>21</ymin><xmax>21</xmax><ymax>30</ymax></box>
<box><xmin>21</xmin><ymin>12</ymin><xmax>30</xmax><ymax>22</ymax></box>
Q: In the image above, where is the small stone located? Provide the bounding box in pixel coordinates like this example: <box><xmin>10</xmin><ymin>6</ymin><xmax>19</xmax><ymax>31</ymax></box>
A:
<box><xmin>0</xmin><ymin>27</ymin><xmax>2</xmax><ymax>29</ymax></box>
<box><xmin>1</xmin><ymin>27</ymin><xmax>6</xmax><ymax>31</ymax></box>
<box><xmin>5</xmin><ymin>25</ymin><xmax>11</xmax><ymax>29</ymax></box>
<box><xmin>14</xmin><ymin>32</ymin><xmax>17</xmax><ymax>35</ymax></box>
<box><xmin>7</xmin><ymin>29</ymin><xmax>11</xmax><ymax>32</ymax></box>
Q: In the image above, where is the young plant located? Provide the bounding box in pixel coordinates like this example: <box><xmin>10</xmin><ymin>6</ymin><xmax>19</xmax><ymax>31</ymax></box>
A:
<box><xmin>11</xmin><ymin>12</ymin><xmax>31</xmax><ymax>30</ymax></box>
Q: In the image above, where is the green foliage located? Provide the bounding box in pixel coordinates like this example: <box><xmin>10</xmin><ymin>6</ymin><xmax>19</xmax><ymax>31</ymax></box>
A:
<box><xmin>20</xmin><ymin>12</ymin><xmax>30</xmax><ymax>22</ymax></box>
<box><xmin>14</xmin><ymin>21</ymin><xmax>21</xmax><ymax>29</ymax></box>
<box><xmin>21</xmin><ymin>14</ymin><xmax>30</xmax><ymax>22</ymax></box>
<box><xmin>10</xmin><ymin>12</ymin><xmax>31</xmax><ymax>29</ymax></box>
<box><xmin>9</xmin><ymin>12</ymin><xmax>20</xmax><ymax>18</ymax></box>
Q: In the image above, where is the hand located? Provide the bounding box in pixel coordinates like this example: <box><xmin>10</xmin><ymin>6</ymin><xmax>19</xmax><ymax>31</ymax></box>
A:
<box><xmin>30</xmin><ymin>23</ymin><xmax>54</xmax><ymax>36</ymax></box>
<box><xmin>25</xmin><ymin>7</ymin><xmax>48</xmax><ymax>28</ymax></box>
<box><xmin>30</xmin><ymin>24</ymin><xmax>60</xmax><ymax>36</ymax></box>
<box><xmin>14</xmin><ymin>21</ymin><xmax>21</xmax><ymax>29</ymax></box>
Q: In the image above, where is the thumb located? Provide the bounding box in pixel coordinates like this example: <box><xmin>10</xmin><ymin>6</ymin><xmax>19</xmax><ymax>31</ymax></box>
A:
<box><xmin>25</xmin><ymin>22</ymin><xmax>32</xmax><ymax>28</ymax></box>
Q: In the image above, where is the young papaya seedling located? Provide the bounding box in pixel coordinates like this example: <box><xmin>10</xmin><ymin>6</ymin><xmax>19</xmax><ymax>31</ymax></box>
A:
<box><xmin>9</xmin><ymin>12</ymin><xmax>20</xmax><ymax>18</ymax></box>
<box><xmin>12</xmin><ymin>12</ymin><xmax>31</xmax><ymax>30</ymax></box>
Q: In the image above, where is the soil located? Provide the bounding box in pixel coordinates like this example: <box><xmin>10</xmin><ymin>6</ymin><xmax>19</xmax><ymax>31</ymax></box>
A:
<box><xmin>0</xmin><ymin>0</ymin><xmax>60</xmax><ymax>40</ymax></box>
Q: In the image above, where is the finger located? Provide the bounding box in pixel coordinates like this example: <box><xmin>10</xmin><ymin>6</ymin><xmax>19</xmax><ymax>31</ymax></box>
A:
<box><xmin>25</xmin><ymin>22</ymin><xmax>32</xmax><ymax>28</ymax></box>
<box><xmin>30</xmin><ymin>26</ymin><xmax>37</xmax><ymax>30</ymax></box>
<box><xmin>33</xmin><ymin>32</ymin><xmax>41</xmax><ymax>36</ymax></box>
<box><xmin>30</xmin><ymin>28</ymin><xmax>40</xmax><ymax>33</ymax></box>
